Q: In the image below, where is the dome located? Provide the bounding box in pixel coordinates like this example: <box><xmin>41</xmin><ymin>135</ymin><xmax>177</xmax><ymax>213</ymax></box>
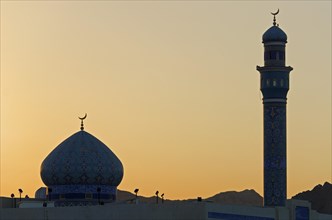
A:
<box><xmin>262</xmin><ymin>25</ymin><xmax>287</xmax><ymax>43</ymax></box>
<box><xmin>40</xmin><ymin>130</ymin><xmax>124</xmax><ymax>187</ymax></box>
<box><xmin>35</xmin><ymin>187</ymin><xmax>47</xmax><ymax>199</ymax></box>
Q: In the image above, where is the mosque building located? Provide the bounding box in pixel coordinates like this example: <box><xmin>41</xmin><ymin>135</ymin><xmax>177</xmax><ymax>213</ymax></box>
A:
<box><xmin>0</xmin><ymin>11</ymin><xmax>331</xmax><ymax>220</ymax></box>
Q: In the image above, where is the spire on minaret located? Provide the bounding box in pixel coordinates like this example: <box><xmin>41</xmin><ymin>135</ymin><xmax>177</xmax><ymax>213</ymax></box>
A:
<box><xmin>78</xmin><ymin>113</ymin><xmax>87</xmax><ymax>131</ymax></box>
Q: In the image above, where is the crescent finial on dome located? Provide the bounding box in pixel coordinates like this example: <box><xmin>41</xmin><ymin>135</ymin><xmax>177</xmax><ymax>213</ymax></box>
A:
<box><xmin>271</xmin><ymin>9</ymin><xmax>279</xmax><ymax>26</ymax></box>
<box><xmin>79</xmin><ymin>113</ymin><xmax>87</xmax><ymax>131</ymax></box>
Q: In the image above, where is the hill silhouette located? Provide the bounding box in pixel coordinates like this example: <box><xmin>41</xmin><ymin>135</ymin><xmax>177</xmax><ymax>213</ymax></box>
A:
<box><xmin>118</xmin><ymin>182</ymin><xmax>332</xmax><ymax>214</ymax></box>
<box><xmin>292</xmin><ymin>182</ymin><xmax>332</xmax><ymax>215</ymax></box>
<box><xmin>117</xmin><ymin>189</ymin><xmax>263</xmax><ymax>206</ymax></box>
<box><xmin>205</xmin><ymin>189</ymin><xmax>262</xmax><ymax>206</ymax></box>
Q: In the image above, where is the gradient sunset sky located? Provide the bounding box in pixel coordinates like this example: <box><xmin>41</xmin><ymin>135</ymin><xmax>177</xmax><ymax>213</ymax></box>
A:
<box><xmin>1</xmin><ymin>1</ymin><xmax>331</xmax><ymax>200</ymax></box>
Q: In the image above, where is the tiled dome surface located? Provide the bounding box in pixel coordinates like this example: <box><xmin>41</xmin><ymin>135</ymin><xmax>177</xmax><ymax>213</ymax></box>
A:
<box><xmin>40</xmin><ymin>131</ymin><xmax>123</xmax><ymax>186</ymax></box>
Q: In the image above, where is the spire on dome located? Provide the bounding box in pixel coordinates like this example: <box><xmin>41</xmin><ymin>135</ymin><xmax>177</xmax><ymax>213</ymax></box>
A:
<box><xmin>78</xmin><ymin>113</ymin><xmax>87</xmax><ymax>131</ymax></box>
<box><xmin>271</xmin><ymin>9</ymin><xmax>279</xmax><ymax>26</ymax></box>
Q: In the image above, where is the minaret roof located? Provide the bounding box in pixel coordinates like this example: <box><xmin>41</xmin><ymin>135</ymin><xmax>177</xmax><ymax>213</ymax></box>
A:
<box><xmin>262</xmin><ymin>25</ymin><xmax>287</xmax><ymax>43</ymax></box>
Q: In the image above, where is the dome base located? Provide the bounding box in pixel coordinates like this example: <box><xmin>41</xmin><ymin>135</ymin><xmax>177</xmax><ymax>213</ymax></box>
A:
<box><xmin>46</xmin><ymin>185</ymin><xmax>117</xmax><ymax>206</ymax></box>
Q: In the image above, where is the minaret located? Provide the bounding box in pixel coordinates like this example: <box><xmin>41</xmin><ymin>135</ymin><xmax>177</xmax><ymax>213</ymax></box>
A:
<box><xmin>256</xmin><ymin>11</ymin><xmax>293</xmax><ymax>207</ymax></box>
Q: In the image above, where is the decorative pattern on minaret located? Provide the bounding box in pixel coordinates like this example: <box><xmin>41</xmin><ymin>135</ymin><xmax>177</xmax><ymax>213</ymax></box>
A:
<box><xmin>264</xmin><ymin>104</ymin><xmax>287</xmax><ymax>206</ymax></box>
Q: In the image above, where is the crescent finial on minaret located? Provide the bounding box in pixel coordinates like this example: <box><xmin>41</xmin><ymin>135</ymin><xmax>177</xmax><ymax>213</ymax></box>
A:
<box><xmin>271</xmin><ymin>9</ymin><xmax>279</xmax><ymax>26</ymax></box>
<box><xmin>78</xmin><ymin>113</ymin><xmax>87</xmax><ymax>131</ymax></box>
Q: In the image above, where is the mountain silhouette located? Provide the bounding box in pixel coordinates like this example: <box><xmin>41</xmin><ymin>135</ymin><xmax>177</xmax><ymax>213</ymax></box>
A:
<box><xmin>118</xmin><ymin>182</ymin><xmax>332</xmax><ymax>214</ymax></box>
<box><xmin>117</xmin><ymin>189</ymin><xmax>262</xmax><ymax>206</ymax></box>
<box><xmin>292</xmin><ymin>182</ymin><xmax>332</xmax><ymax>214</ymax></box>
<box><xmin>205</xmin><ymin>189</ymin><xmax>262</xmax><ymax>206</ymax></box>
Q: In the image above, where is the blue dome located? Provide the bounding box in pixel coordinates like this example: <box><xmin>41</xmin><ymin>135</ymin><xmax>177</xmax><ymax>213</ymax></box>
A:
<box><xmin>40</xmin><ymin>130</ymin><xmax>124</xmax><ymax>186</ymax></box>
<box><xmin>263</xmin><ymin>25</ymin><xmax>287</xmax><ymax>43</ymax></box>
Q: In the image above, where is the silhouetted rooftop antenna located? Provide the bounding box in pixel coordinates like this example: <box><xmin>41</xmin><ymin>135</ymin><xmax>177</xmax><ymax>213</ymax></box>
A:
<box><xmin>18</xmin><ymin>189</ymin><xmax>23</xmax><ymax>201</ymax></box>
<box><xmin>161</xmin><ymin>193</ymin><xmax>164</xmax><ymax>203</ymax></box>
<box><xmin>271</xmin><ymin>9</ymin><xmax>279</xmax><ymax>26</ymax></box>
<box><xmin>11</xmin><ymin>193</ymin><xmax>15</xmax><ymax>208</ymax></box>
<box><xmin>79</xmin><ymin>113</ymin><xmax>87</xmax><ymax>131</ymax></box>
<box><xmin>155</xmin><ymin>191</ymin><xmax>159</xmax><ymax>204</ymax></box>
<box><xmin>134</xmin><ymin>189</ymin><xmax>139</xmax><ymax>198</ymax></box>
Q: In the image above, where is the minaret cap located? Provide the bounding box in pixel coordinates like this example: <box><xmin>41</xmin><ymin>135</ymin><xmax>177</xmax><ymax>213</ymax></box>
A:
<box><xmin>78</xmin><ymin>113</ymin><xmax>87</xmax><ymax>131</ymax></box>
<box><xmin>262</xmin><ymin>9</ymin><xmax>287</xmax><ymax>43</ymax></box>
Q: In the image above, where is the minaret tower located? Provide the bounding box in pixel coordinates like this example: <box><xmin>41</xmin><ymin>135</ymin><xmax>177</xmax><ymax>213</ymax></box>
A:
<box><xmin>256</xmin><ymin>10</ymin><xmax>293</xmax><ymax>207</ymax></box>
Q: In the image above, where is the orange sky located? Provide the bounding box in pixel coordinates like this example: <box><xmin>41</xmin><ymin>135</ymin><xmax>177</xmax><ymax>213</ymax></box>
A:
<box><xmin>1</xmin><ymin>1</ymin><xmax>331</xmax><ymax>200</ymax></box>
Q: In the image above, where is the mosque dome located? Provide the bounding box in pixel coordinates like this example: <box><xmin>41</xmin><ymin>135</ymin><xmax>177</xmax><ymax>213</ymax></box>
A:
<box><xmin>262</xmin><ymin>25</ymin><xmax>287</xmax><ymax>43</ymax></box>
<box><xmin>35</xmin><ymin>187</ymin><xmax>47</xmax><ymax>199</ymax></box>
<box><xmin>40</xmin><ymin>130</ymin><xmax>124</xmax><ymax>187</ymax></box>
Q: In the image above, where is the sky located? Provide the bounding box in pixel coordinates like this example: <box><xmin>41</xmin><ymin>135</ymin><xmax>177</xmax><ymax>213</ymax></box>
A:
<box><xmin>0</xmin><ymin>1</ymin><xmax>331</xmax><ymax>200</ymax></box>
